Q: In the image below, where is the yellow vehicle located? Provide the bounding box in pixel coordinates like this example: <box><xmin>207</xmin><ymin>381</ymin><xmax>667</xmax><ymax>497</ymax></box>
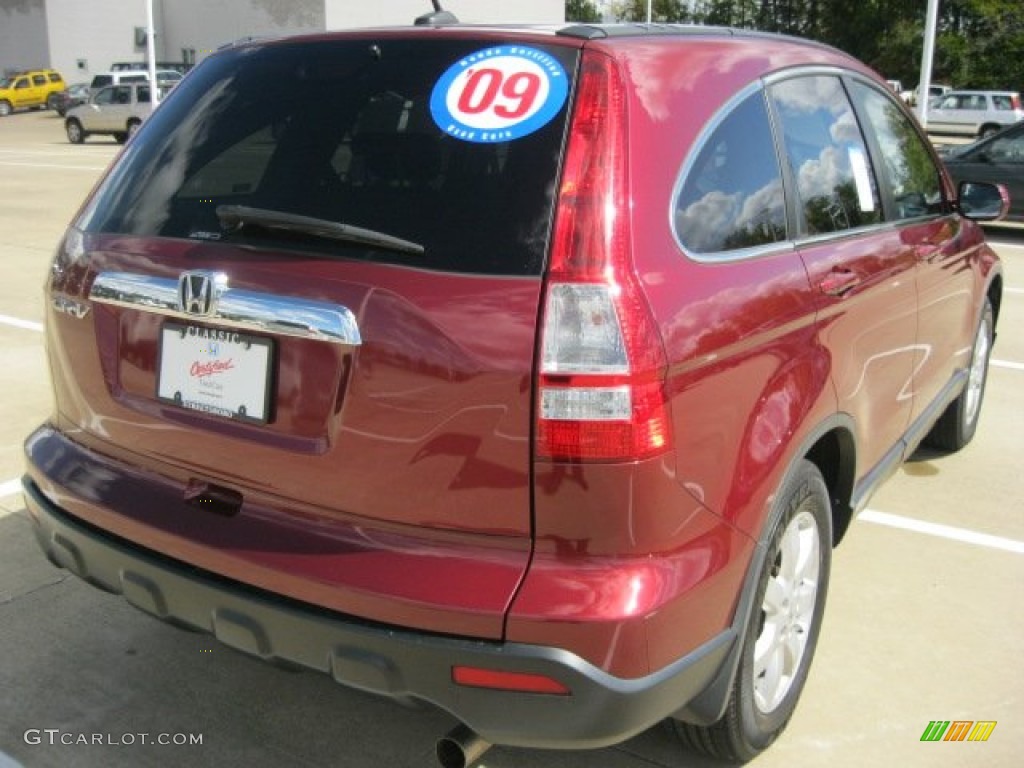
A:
<box><xmin>0</xmin><ymin>69</ymin><xmax>66</xmax><ymax>116</ymax></box>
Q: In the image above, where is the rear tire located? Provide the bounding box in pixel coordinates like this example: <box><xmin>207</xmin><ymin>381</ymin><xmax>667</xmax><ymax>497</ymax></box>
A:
<box><xmin>674</xmin><ymin>460</ymin><xmax>832</xmax><ymax>762</ymax></box>
<box><xmin>925</xmin><ymin>298</ymin><xmax>994</xmax><ymax>451</ymax></box>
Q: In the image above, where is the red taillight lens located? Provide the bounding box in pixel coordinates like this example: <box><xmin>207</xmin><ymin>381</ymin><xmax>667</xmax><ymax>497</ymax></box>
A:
<box><xmin>536</xmin><ymin>51</ymin><xmax>670</xmax><ymax>462</ymax></box>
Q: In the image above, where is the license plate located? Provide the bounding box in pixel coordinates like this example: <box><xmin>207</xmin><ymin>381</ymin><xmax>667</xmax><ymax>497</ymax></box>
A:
<box><xmin>157</xmin><ymin>322</ymin><xmax>273</xmax><ymax>423</ymax></box>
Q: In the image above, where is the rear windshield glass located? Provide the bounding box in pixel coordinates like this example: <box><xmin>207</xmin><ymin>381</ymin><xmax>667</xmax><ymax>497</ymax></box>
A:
<box><xmin>78</xmin><ymin>38</ymin><xmax>579</xmax><ymax>276</ymax></box>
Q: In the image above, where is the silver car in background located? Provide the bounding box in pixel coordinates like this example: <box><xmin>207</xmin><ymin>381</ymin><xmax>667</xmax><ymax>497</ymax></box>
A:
<box><xmin>64</xmin><ymin>83</ymin><xmax>168</xmax><ymax>144</ymax></box>
<box><xmin>927</xmin><ymin>90</ymin><xmax>1024</xmax><ymax>137</ymax></box>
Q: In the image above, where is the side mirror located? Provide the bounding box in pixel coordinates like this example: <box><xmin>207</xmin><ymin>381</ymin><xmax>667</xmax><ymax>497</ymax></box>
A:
<box><xmin>958</xmin><ymin>181</ymin><xmax>1010</xmax><ymax>221</ymax></box>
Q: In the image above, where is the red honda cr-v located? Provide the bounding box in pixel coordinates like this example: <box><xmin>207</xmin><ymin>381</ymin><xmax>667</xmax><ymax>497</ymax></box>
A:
<box><xmin>23</xmin><ymin>13</ymin><xmax>1006</xmax><ymax>766</ymax></box>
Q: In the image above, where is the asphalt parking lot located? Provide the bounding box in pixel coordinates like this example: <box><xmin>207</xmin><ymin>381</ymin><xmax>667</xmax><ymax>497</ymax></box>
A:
<box><xmin>1</xmin><ymin>109</ymin><xmax>1022</xmax><ymax>768</ymax></box>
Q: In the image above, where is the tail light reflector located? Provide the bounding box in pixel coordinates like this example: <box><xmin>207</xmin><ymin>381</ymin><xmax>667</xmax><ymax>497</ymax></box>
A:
<box><xmin>452</xmin><ymin>666</ymin><xmax>570</xmax><ymax>695</ymax></box>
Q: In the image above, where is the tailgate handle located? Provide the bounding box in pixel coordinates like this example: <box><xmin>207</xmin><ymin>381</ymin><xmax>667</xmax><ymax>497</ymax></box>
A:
<box><xmin>89</xmin><ymin>271</ymin><xmax>362</xmax><ymax>346</ymax></box>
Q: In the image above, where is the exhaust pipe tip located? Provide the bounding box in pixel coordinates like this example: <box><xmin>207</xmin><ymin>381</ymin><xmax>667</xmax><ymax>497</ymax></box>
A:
<box><xmin>436</xmin><ymin>724</ymin><xmax>491</xmax><ymax>768</ymax></box>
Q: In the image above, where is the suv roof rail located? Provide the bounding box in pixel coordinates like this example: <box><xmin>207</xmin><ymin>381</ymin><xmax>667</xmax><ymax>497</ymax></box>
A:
<box><xmin>557</xmin><ymin>23</ymin><xmax>739</xmax><ymax>40</ymax></box>
<box><xmin>415</xmin><ymin>1</ymin><xmax>458</xmax><ymax>26</ymax></box>
<box><xmin>218</xmin><ymin>35</ymin><xmax>271</xmax><ymax>51</ymax></box>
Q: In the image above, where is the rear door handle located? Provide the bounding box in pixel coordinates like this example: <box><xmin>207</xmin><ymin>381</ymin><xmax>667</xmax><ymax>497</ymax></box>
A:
<box><xmin>819</xmin><ymin>269</ymin><xmax>861</xmax><ymax>296</ymax></box>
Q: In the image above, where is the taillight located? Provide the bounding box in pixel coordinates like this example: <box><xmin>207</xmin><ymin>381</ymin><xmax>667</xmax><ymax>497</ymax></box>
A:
<box><xmin>536</xmin><ymin>51</ymin><xmax>670</xmax><ymax>462</ymax></box>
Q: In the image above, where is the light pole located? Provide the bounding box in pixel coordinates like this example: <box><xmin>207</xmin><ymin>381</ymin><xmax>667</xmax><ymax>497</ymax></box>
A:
<box><xmin>146</xmin><ymin>0</ymin><xmax>159</xmax><ymax>106</ymax></box>
<box><xmin>917</xmin><ymin>0</ymin><xmax>940</xmax><ymax>127</ymax></box>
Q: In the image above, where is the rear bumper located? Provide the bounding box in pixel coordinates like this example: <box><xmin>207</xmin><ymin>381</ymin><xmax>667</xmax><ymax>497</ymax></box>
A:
<box><xmin>22</xmin><ymin>475</ymin><xmax>734</xmax><ymax>749</ymax></box>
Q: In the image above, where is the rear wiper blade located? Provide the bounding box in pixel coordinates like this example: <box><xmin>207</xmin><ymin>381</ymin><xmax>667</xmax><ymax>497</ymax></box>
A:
<box><xmin>216</xmin><ymin>205</ymin><xmax>424</xmax><ymax>256</ymax></box>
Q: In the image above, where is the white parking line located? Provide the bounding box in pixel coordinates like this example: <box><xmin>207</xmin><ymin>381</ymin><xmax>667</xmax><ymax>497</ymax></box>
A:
<box><xmin>0</xmin><ymin>161</ymin><xmax>110</xmax><ymax>172</ymax></box>
<box><xmin>992</xmin><ymin>359</ymin><xmax>1024</xmax><ymax>371</ymax></box>
<box><xmin>0</xmin><ymin>315</ymin><xmax>43</xmax><ymax>333</ymax></box>
<box><xmin>0</xmin><ymin>478</ymin><xmax>23</xmax><ymax>500</ymax></box>
<box><xmin>861</xmin><ymin>509</ymin><xmax>1024</xmax><ymax>554</ymax></box>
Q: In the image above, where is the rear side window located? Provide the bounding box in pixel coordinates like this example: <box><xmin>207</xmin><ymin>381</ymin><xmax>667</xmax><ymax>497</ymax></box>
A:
<box><xmin>673</xmin><ymin>91</ymin><xmax>786</xmax><ymax>254</ymax></box>
<box><xmin>78</xmin><ymin>39</ymin><xmax>579</xmax><ymax>277</ymax></box>
<box><xmin>93</xmin><ymin>87</ymin><xmax>115</xmax><ymax>106</ymax></box>
<box><xmin>769</xmin><ymin>75</ymin><xmax>881</xmax><ymax>236</ymax></box>
<box><xmin>991</xmin><ymin>94</ymin><xmax>1014</xmax><ymax>111</ymax></box>
<box><xmin>850</xmin><ymin>82</ymin><xmax>943</xmax><ymax>220</ymax></box>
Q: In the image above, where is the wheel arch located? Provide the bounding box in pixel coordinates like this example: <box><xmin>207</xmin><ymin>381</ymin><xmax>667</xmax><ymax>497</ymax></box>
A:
<box><xmin>987</xmin><ymin>273</ymin><xmax>1003</xmax><ymax>329</ymax></box>
<box><xmin>673</xmin><ymin>419</ymin><xmax>855</xmax><ymax>726</ymax></box>
<box><xmin>803</xmin><ymin>423</ymin><xmax>857</xmax><ymax>546</ymax></box>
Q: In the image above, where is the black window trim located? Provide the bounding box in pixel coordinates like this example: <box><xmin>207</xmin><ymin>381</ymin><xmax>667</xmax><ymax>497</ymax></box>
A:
<box><xmin>841</xmin><ymin>73</ymin><xmax>954</xmax><ymax>225</ymax></box>
<box><xmin>764</xmin><ymin>66</ymin><xmax>951</xmax><ymax>250</ymax></box>
<box><xmin>764</xmin><ymin>68</ymin><xmax>891</xmax><ymax>244</ymax></box>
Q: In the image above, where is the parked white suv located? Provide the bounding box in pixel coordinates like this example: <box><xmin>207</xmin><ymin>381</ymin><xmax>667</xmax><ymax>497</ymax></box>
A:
<box><xmin>927</xmin><ymin>90</ymin><xmax>1024</xmax><ymax>137</ymax></box>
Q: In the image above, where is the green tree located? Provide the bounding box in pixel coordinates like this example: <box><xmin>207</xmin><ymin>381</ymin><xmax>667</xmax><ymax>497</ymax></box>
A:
<box><xmin>565</xmin><ymin>0</ymin><xmax>602</xmax><ymax>23</ymax></box>
<box><xmin>582</xmin><ymin>1</ymin><xmax>1024</xmax><ymax>92</ymax></box>
<box><xmin>612</xmin><ymin>0</ymin><xmax>691</xmax><ymax>23</ymax></box>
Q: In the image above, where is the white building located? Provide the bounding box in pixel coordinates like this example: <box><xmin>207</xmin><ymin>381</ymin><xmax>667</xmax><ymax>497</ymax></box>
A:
<box><xmin>2</xmin><ymin>1</ymin><xmax>564</xmax><ymax>82</ymax></box>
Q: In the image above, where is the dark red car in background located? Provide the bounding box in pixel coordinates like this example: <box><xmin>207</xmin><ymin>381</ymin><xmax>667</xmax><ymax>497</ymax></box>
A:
<box><xmin>24</xmin><ymin>15</ymin><xmax>1006</xmax><ymax>767</ymax></box>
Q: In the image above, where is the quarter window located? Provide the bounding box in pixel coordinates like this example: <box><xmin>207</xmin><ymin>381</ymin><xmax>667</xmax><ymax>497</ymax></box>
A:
<box><xmin>850</xmin><ymin>82</ymin><xmax>943</xmax><ymax>220</ymax></box>
<box><xmin>991</xmin><ymin>94</ymin><xmax>1014</xmax><ymax>111</ymax></box>
<box><xmin>769</xmin><ymin>76</ymin><xmax>881</xmax><ymax>236</ymax></box>
<box><xmin>674</xmin><ymin>91</ymin><xmax>786</xmax><ymax>254</ymax></box>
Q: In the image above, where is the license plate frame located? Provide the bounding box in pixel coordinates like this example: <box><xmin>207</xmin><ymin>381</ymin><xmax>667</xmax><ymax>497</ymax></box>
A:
<box><xmin>157</xmin><ymin>322</ymin><xmax>274</xmax><ymax>424</ymax></box>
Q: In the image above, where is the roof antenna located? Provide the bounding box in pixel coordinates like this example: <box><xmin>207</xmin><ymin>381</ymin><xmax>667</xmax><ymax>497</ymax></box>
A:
<box><xmin>414</xmin><ymin>1</ymin><xmax>459</xmax><ymax>26</ymax></box>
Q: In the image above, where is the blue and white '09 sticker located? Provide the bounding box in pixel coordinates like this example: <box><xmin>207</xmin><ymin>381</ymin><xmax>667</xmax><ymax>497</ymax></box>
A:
<box><xmin>430</xmin><ymin>46</ymin><xmax>568</xmax><ymax>143</ymax></box>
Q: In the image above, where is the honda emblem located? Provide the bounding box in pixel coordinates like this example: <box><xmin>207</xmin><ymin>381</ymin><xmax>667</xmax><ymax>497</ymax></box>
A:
<box><xmin>177</xmin><ymin>271</ymin><xmax>227</xmax><ymax>317</ymax></box>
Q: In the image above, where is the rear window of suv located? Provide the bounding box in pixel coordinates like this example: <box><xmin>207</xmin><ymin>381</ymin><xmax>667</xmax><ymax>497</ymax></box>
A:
<box><xmin>78</xmin><ymin>38</ymin><xmax>579</xmax><ymax>276</ymax></box>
